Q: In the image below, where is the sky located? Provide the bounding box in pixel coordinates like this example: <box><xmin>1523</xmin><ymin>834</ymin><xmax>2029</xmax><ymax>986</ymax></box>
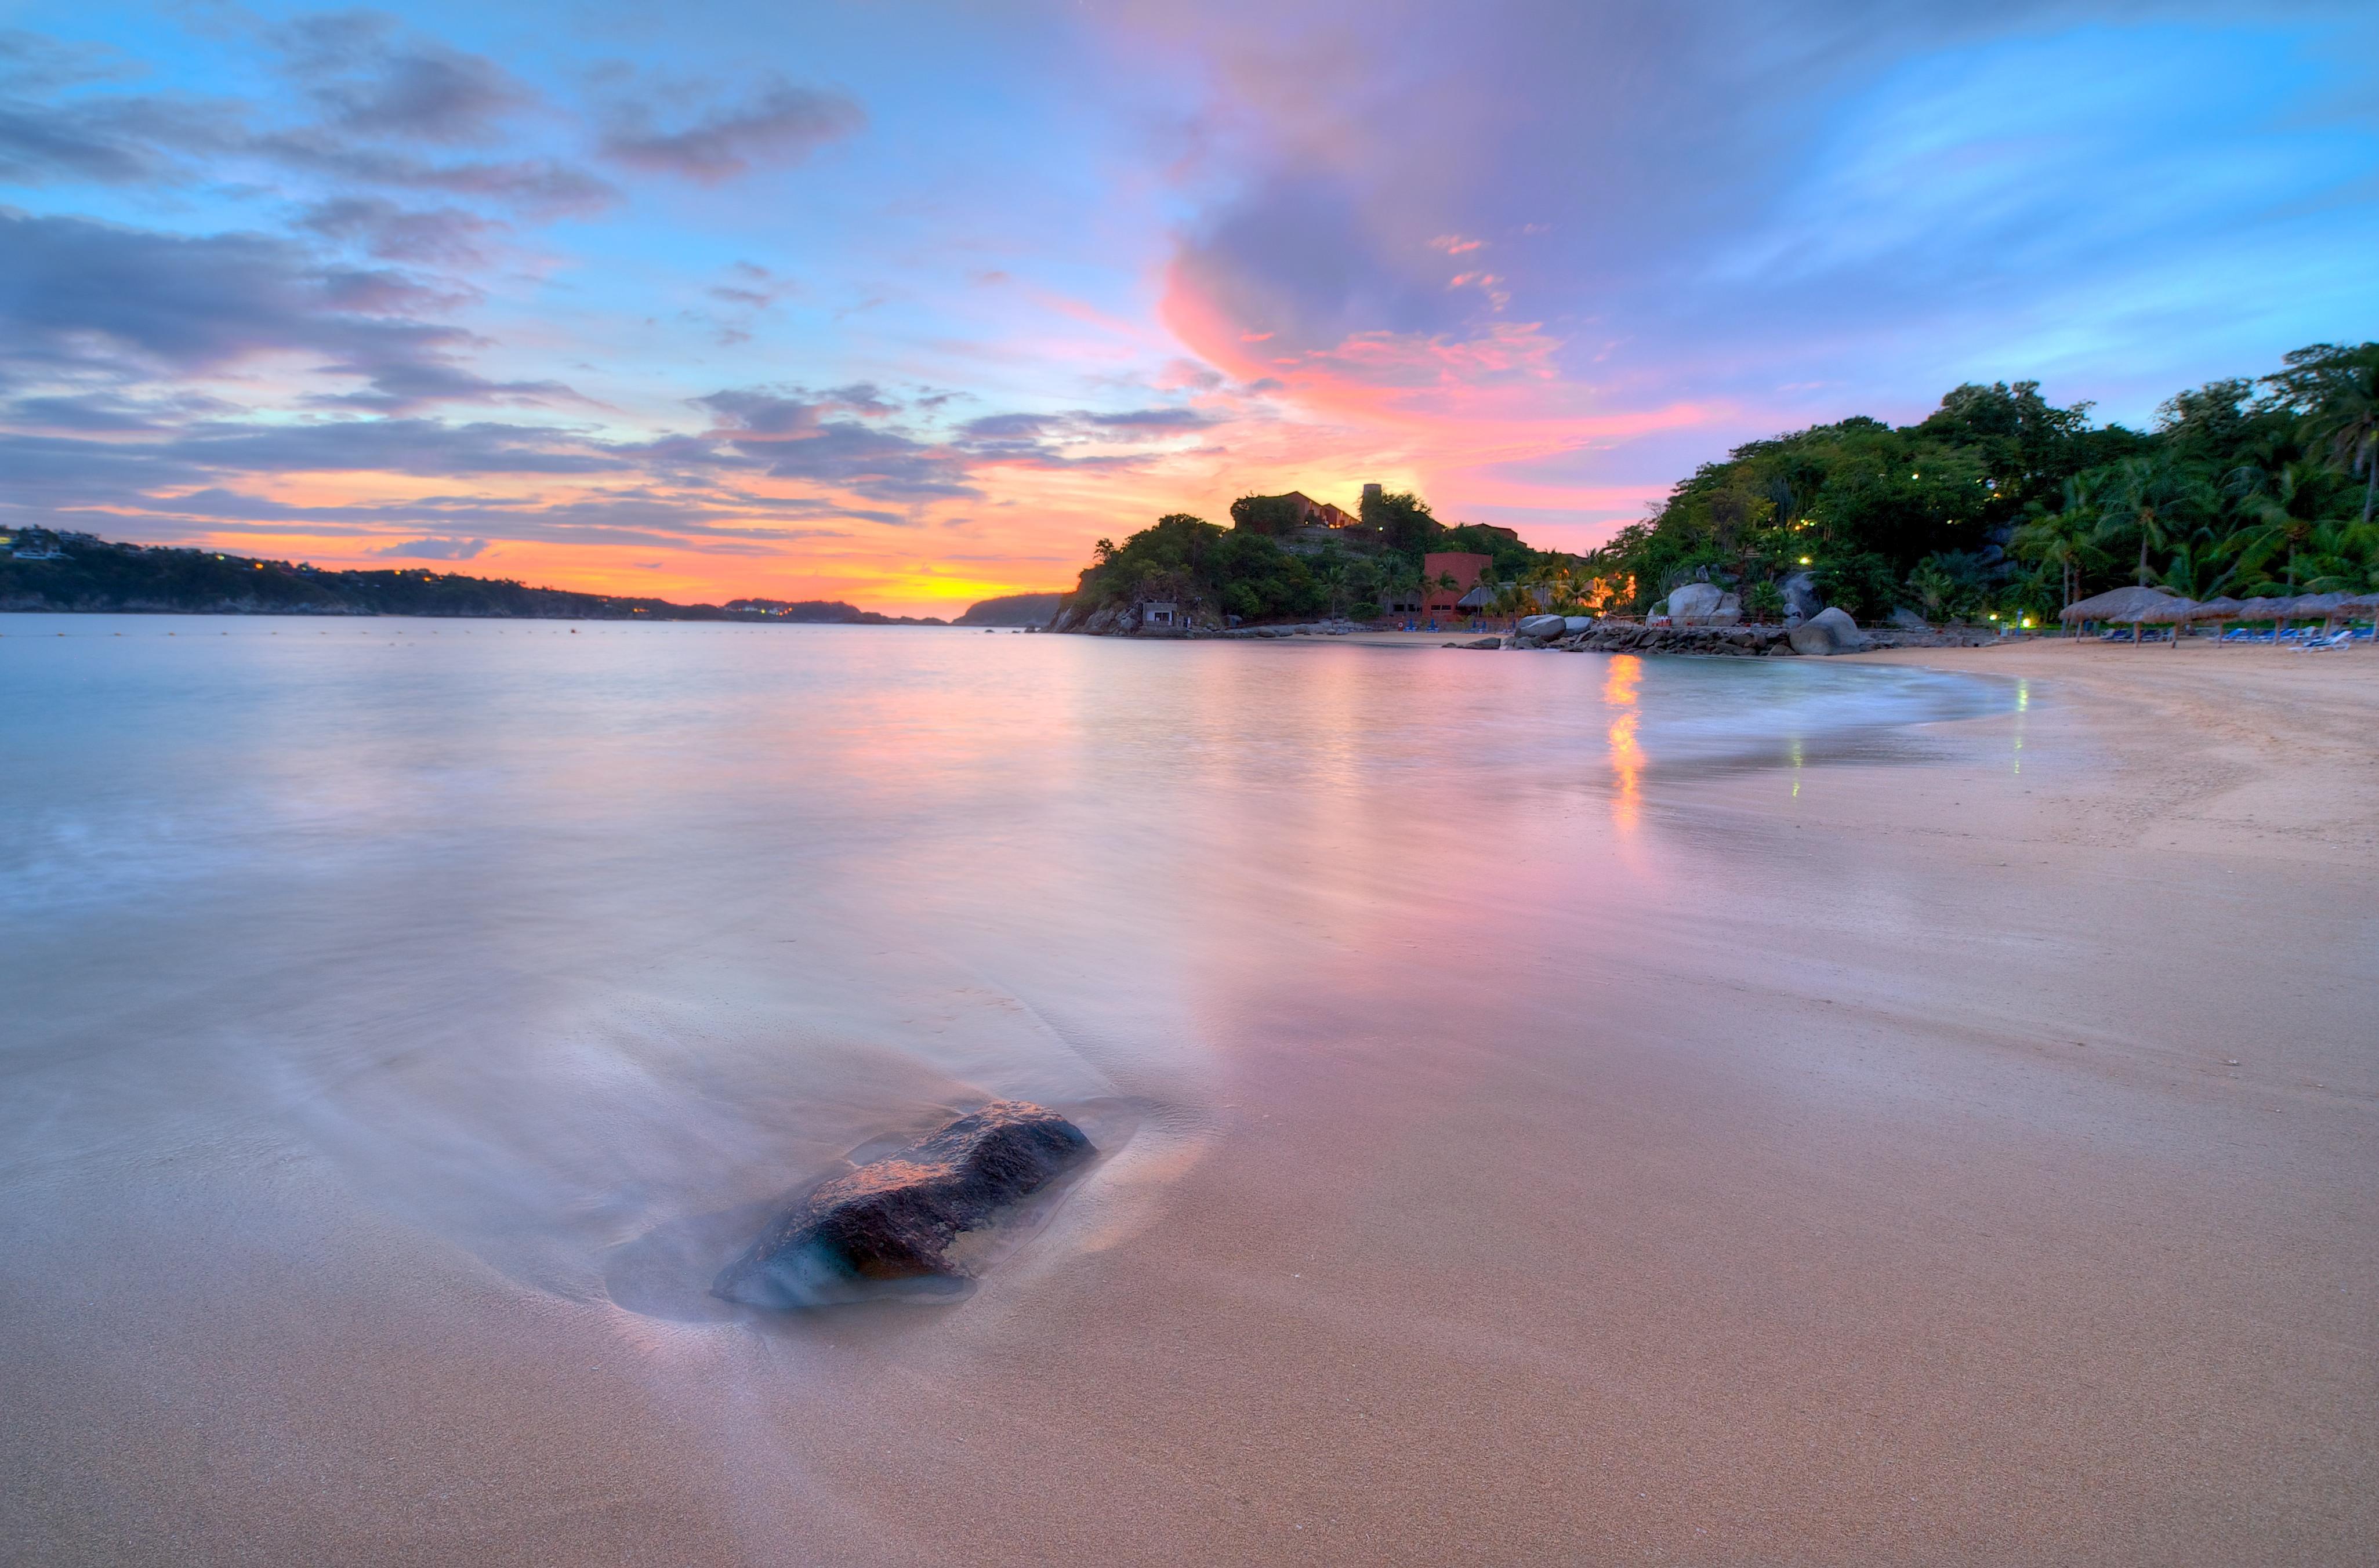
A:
<box><xmin>3</xmin><ymin>1</ymin><xmax>2375</xmax><ymax>614</ymax></box>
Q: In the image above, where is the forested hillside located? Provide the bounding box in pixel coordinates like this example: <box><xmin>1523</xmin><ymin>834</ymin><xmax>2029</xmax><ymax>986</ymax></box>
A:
<box><xmin>1584</xmin><ymin>342</ymin><xmax>2378</xmax><ymax>622</ymax></box>
<box><xmin>0</xmin><ymin>535</ymin><xmax>926</xmax><ymax>622</ymax></box>
<box><xmin>1054</xmin><ymin>342</ymin><xmax>2378</xmax><ymax>629</ymax></box>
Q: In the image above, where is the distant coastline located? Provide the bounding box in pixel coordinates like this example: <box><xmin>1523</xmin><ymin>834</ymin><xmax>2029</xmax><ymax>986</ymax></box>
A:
<box><xmin>952</xmin><ymin>591</ymin><xmax>1062</xmax><ymax>627</ymax></box>
<box><xmin>0</xmin><ymin>531</ymin><xmax>1038</xmax><ymax>626</ymax></box>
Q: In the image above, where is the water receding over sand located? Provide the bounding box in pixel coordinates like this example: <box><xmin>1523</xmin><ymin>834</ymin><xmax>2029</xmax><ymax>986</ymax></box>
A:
<box><xmin>3</xmin><ymin>618</ymin><xmax>2373</xmax><ymax>1564</ymax></box>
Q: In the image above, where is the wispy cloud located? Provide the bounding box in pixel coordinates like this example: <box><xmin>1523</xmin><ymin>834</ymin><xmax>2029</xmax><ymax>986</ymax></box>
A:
<box><xmin>372</xmin><ymin>535</ymin><xmax>488</xmax><ymax>558</ymax></box>
<box><xmin>598</xmin><ymin>76</ymin><xmax>865</xmax><ymax>183</ymax></box>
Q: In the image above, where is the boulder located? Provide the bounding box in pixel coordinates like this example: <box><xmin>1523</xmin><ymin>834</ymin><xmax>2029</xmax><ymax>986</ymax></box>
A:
<box><xmin>713</xmin><ymin>1101</ymin><xmax>1094</xmax><ymax>1308</ymax></box>
<box><xmin>1890</xmin><ymin>607</ymin><xmax>1931</xmax><ymax>630</ymax></box>
<box><xmin>1782</xmin><ymin>571</ymin><xmax>1823</xmax><ymax>626</ymax></box>
<box><xmin>1787</xmin><ymin>605</ymin><xmax>1870</xmax><ymax>656</ymax></box>
<box><xmin>1448</xmin><ymin>636</ymin><xmax>1501</xmax><ymax>649</ymax></box>
<box><xmin>1668</xmin><ymin>582</ymin><xmax>1725</xmax><ymax>621</ymax></box>
<box><xmin>1563</xmin><ymin>616</ymin><xmax>1595</xmax><ymax>634</ymax></box>
<box><xmin>1517</xmin><ymin>614</ymin><xmax>1569</xmax><ymax>640</ymax></box>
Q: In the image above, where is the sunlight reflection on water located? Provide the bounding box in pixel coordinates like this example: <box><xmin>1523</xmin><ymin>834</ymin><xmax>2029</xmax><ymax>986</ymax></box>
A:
<box><xmin>0</xmin><ymin>616</ymin><xmax>2010</xmax><ymax>1304</ymax></box>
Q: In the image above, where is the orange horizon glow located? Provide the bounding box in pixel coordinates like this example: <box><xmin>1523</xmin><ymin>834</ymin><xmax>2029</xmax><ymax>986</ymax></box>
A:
<box><xmin>71</xmin><ymin>256</ymin><xmax>1751</xmax><ymax>618</ymax></box>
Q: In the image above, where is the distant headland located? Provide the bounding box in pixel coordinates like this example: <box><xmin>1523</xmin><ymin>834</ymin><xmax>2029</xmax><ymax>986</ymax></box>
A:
<box><xmin>0</xmin><ymin>531</ymin><xmax>1042</xmax><ymax>627</ymax></box>
<box><xmin>1048</xmin><ymin>344</ymin><xmax>2379</xmax><ymax>639</ymax></box>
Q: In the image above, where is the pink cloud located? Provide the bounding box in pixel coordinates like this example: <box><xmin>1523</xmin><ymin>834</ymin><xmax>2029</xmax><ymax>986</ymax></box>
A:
<box><xmin>1156</xmin><ymin>255</ymin><xmax>1724</xmax><ymax>546</ymax></box>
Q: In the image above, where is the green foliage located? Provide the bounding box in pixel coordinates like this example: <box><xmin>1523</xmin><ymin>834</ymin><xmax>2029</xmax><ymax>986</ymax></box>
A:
<box><xmin>1228</xmin><ymin>494</ymin><xmax>1304</xmax><ymax>535</ymax></box>
<box><xmin>1903</xmin><ymin>550</ymin><xmax>1994</xmax><ymax>622</ymax></box>
<box><xmin>1062</xmin><ymin>495</ymin><xmax>1583</xmax><ymax>625</ymax></box>
<box><xmin>0</xmin><ymin>536</ymin><xmax>805</xmax><ymax>619</ymax></box>
<box><xmin>1814</xmin><ymin>553</ymin><xmax>1901</xmax><ymax>623</ymax></box>
<box><xmin>1063</xmin><ymin>512</ymin><xmax>1322</xmax><ymax>623</ymax></box>
<box><xmin>1437</xmin><ymin>522</ymin><xmax>1550</xmax><ymax>583</ymax></box>
<box><xmin>1590</xmin><ymin>346</ymin><xmax>2379</xmax><ymax>622</ymax></box>
<box><xmin>1358</xmin><ymin>489</ymin><xmax>1441</xmax><ymax>553</ymax></box>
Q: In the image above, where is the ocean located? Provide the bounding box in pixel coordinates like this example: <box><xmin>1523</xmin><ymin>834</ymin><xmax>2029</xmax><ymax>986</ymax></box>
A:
<box><xmin>1</xmin><ymin>614</ymin><xmax>2013</xmax><ymax>1315</ymax></box>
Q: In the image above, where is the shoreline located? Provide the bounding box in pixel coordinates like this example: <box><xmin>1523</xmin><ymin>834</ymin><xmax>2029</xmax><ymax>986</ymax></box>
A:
<box><xmin>5</xmin><ymin>634</ymin><xmax>2374</xmax><ymax>1565</ymax></box>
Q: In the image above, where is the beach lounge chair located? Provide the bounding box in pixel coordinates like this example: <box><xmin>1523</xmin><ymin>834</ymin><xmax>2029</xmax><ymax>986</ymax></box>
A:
<box><xmin>2297</xmin><ymin>628</ymin><xmax>2356</xmax><ymax>651</ymax></box>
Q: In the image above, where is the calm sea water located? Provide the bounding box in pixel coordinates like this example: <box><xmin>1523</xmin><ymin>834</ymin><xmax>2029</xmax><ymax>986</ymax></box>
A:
<box><xmin>1</xmin><ymin>615</ymin><xmax>2008</xmax><ymax>1310</ymax></box>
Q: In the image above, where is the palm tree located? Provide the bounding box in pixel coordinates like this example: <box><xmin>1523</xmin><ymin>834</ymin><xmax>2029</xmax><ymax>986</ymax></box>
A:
<box><xmin>2224</xmin><ymin>460</ymin><xmax>2336</xmax><ymax>594</ymax></box>
<box><xmin>2304</xmin><ymin>351</ymin><xmax>2379</xmax><ymax>524</ymax></box>
<box><xmin>2093</xmin><ymin>455</ymin><xmax>2210</xmax><ymax>587</ymax></box>
<box><xmin>2153</xmin><ymin>533</ymin><xmax>2234</xmax><ymax>601</ymax></box>
<box><xmin>2295</xmin><ymin>518</ymin><xmax>2379</xmax><ymax>594</ymax></box>
<box><xmin>2010</xmin><ymin>475</ymin><xmax>2103</xmax><ymax>629</ymax></box>
<box><xmin>1315</xmin><ymin>562</ymin><xmax>1349</xmax><ymax>619</ymax></box>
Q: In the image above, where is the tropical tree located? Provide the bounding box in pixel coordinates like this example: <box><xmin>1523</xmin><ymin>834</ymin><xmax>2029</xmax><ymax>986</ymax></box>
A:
<box><xmin>2223</xmin><ymin>461</ymin><xmax>2336</xmax><ymax>593</ymax></box>
<box><xmin>2092</xmin><ymin>455</ymin><xmax>2211</xmax><ymax>586</ymax></box>
<box><xmin>2313</xmin><ymin>359</ymin><xmax>2379</xmax><ymax>525</ymax></box>
<box><xmin>2296</xmin><ymin>518</ymin><xmax>2379</xmax><ymax>594</ymax></box>
<box><xmin>1315</xmin><ymin>561</ymin><xmax>1349</xmax><ymax>618</ymax></box>
<box><xmin>2264</xmin><ymin>343</ymin><xmax>2379</xmax><ymax>524</ymax></box>
<box><xmin>2010</xmin><ymin>475</ymin><xmax>2105</xmax><ymax>618</ymax></box>
<box><xmin>2152</xmin><ymin>536</ymin><xmax>2235</xmax><ymax>601</ymax></box>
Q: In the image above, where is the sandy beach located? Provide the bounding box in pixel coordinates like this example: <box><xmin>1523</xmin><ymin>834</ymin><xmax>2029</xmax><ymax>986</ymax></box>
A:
<box><xmin>5</xmin><ymin>631</ymin><xmax>2375</xmax><ymax>1566</ymax></box>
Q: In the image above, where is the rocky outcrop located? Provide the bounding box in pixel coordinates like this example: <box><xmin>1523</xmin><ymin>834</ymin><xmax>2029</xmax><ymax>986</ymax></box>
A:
<box><xmin>1445</xmin><ymin>636</ymin><xmax>1504</xmax><ymax>649</ymax></box>
<box><xmin>1664</xmin><ymin>583</ymin><xmax>1742</xmax><ymax>627</ymax></box>
<box><xmin>1787</xmin><ymin>605</ymin><xmax>1870</xmax><ymax>656</ymax></box>
<box><xmin>713</xmin><ymin>1101</ymin><xmax>1095</xmax><ymax>1308</ymax></box>
<box><xmin>1517</xmin><ymin>614</ymin><xmax>1569</xmax><ymax>640</ymax></box>
<box><xmin>1556</xmin><ymin>623</ymin><xmax>1798</xmax><ymax>656</ymax></box>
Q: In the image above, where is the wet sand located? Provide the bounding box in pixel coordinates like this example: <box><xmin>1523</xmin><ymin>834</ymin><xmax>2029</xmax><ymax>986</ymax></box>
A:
<box><xmin>5</xmin><ymin>636</ymin><xmax>2376</xmax><ymax>1564</ymax></box>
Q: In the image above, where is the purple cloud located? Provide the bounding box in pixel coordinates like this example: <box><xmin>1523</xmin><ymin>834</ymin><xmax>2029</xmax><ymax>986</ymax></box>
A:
<box><xmin>297</xmin><ymin>198</ymin><xmax>505</xmax><ymax>265</ymax></box>
<box><xmin>372</xmin><ymin>535</ymin><xmax>488</xmax><ymax>558</ymax></box>
<box><xmin>272</xmin><ymin>12</ymin><xmax>535</xmax><ymax>145</ymax></box>
<box><xmin>0</xmin><ymin>213</ymin><xmax>593</xmax><ymax>414</ymax></box>
<box><xmin>600</xmin><ymin>78</ymin><xmax>865</xmax><ymax>183</ymax></box>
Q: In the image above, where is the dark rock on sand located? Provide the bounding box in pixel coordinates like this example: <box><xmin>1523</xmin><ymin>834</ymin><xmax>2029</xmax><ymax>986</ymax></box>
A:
<box><xmin>713</xmin><ymin>1100</ymin><xmax>1094</xmax><ymax>1308</ymax></box>
<box><xmin>1445</xmin><ymin>636</ymin><xmax>1503</xmax><ymax>649</ymax></box>
<box><xmin>1787</xmin><ymin>605</ymin><xmax>1870</xmax><ymax>656</ymax></box>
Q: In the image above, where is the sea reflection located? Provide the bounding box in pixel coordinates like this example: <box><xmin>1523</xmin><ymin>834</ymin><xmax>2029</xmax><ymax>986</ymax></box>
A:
<box><xmin>1602</xmin><ymin>654</ymin><xmax>1644</xmax><ymax>832</ymax></box>
<box><xmin>0</xmin><ymin>618</ymin><xmax>2009</xmax><ymax>1306</ymax></box>
<box><xmin>2012</xmin><ymin>678</ymin><xmax>2029</xmax><ymax>775</ymax></box>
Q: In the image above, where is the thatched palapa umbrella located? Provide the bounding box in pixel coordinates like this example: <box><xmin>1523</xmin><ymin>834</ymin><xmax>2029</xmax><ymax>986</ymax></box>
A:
<box><xmin>2059</xmin><ymin>586</ymin><xmax>2195</xmax><ymax>645</ymax></box>
<box><xmin>2341</xmin><ymin>592</ymin><xmax>2379</xmax><ymax>648</ymax></box>
<box><xmin>2291</xmin><ymin>591</ymin><xmax>2349</xmax><ymax>636</ymax></box>
<box><xmin>2186</xmin><ymin>595</ymin><xmax>2246</xmax><ymax>643</ymax></box>
<box><xmin>2233</xmin><ymin>596</ymin><xmax>2298</xmax><ymax>641</ymax></box>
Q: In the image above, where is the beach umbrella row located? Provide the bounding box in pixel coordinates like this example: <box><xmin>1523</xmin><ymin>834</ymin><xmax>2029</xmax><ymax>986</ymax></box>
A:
<box><xmin>2059</xmin><ymin>586</ymin><xmax>2194</xmax><ymax>644</ymax></box>
<box><xmin>2058</xmin><ymin>586</ymin><xmax>2379</xmax><ymax>645</ymax></box>
<box><xmin>2189</xmin><ymin>591</ymin><xmax>2378</xmax><ymax>641</ymax></box>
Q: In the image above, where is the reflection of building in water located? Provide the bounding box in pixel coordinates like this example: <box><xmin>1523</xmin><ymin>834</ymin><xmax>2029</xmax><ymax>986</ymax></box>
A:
<box><xmin>1604</xmin><ymin>655</ymin><xmax>1644</xmax><ymax>832</ymax></box>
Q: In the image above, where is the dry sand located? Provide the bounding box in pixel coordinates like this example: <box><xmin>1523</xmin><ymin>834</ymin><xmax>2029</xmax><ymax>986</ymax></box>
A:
<box><xmin>6</xmin><ymin>637</ymin><xmax>2376</xmax><ymax>1565</ymax></box>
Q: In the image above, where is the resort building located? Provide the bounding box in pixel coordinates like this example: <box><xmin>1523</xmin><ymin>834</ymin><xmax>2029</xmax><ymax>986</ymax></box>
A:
<box><xmin>1420</xmin><ymin>551</ymin><xmax>1494</xmax><ymax>618</ymax></box>
<box><xmin>1275</xmin><ymin>492</ymin><xmax>1360</xmax><ymax>529</ymax></box>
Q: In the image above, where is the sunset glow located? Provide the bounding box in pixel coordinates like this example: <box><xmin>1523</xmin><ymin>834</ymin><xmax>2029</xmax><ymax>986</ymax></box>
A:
<box><xmin>5</xmin><ymin>1</ymin><xmax>2373</xmax><ymax>613</ymax></box>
